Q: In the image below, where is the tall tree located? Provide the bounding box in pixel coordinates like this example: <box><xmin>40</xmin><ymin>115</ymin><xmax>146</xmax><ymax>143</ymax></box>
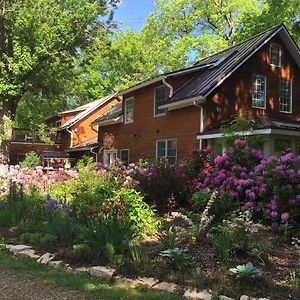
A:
<box><xmin>0</xmin><ymin>0</ymin><xmax>118</xmax><ymax>162</ymax></box>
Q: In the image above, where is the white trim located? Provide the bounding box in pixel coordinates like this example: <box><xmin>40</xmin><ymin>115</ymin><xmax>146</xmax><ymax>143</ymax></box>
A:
<box><xmin>159</xmin><ymin>96</ymin><xmax>206</xmax><ymax>111</ymax></box>
<box><xmin>269</xmin><ymin>42</ymin><xmax>282</xmax><ymax>67</ymax></box>
<box><xmin>97</xmin><ymin>116</ymin><xmax>123</xmax><ymax>127</ymax></box>
<box><xmin>124</xmin><ymin>97</ymin><xmax>134</xmax><ymax>124</ymax></box>
<box><xmin>103</xmin><ymin>149</ymin><xmax>118</xmax><ymax>166</ymax></box>
<box><xmin>197</xmin><ymin>128</ymin><xmax>300</xmax><ymax>140</ymax></box>
<box><xmin>252</xmin><ymin>74</ymin><xmax>267</xmax><ymax>109</ymax></box>
<box><xmin>279</xmin><ymin>79</ymin><xmax>292</xmax><ymax>114</ymax></box>
<box><xmin>10</xmin><ymin>142</ymin><xmax>61</xmax><ymax>146</ymax></box>
<box><xmin>155</xmin><ymin>138</ymin><xmax>177</xmax><ymax>163</ymax></box>
<box><xmin>154</xmin><ymin>85</ymin><xmax>166</xmax><ymax>117</ymax></box>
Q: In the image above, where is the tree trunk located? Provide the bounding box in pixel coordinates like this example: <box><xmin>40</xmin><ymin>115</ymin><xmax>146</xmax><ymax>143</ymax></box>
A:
<box><xmin>0</xmin><ymin>98</ymin><xmax>18</xmax><ymax>164</ymax></box>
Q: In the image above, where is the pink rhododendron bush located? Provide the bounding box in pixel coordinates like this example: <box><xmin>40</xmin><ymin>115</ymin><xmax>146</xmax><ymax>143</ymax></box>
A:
<box><xmin>189</xmin><ymin>139</ymin><xmax>300</xmax><ymax>231</ymax></box>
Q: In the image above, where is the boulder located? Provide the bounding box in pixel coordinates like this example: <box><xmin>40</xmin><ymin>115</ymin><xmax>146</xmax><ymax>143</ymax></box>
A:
<box><xmin>5</xmin><ymin>244</ymin><xmax>31</xmax><ymax>255</ymax></box>
<box><xmin>184</xmin><ymin>289</ymin><xmax>212</xmax><ymax>300</ymax></box>
<box><xmin>17</xmin><ymin>249</ymin><xmax>40</xmax><ymax>259</ymax></box>
<box><xmin>89</xmin><ymin>266</ymin><xmax>116</xmax><ymax>280</ymax></box>
<box><xmin>152</xmin><ymin>281</ymin><xmax>179</xmax><ymax>293</ymax></box>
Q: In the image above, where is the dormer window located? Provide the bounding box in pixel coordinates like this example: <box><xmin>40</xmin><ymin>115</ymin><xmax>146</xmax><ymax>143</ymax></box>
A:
<box><xmin>269</xmin><ymin>43</ymin><xmax>281</xmax><ymax>67</ymax></box>
<box><xmin>124</xmin><ymin>97</ymin><xmax>134</xmax><ymax>124</ymax></box>
<box><xmin>154</xmin><ymin>86</ymin><xmax>167</xmax><ymax>117</ymax></box>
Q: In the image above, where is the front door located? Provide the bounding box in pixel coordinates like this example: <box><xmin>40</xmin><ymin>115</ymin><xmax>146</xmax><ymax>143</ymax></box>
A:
<box><xmin>103</xmin><ymin>149</ymin><xmax>117</xmax><ymax>165</ymax></box>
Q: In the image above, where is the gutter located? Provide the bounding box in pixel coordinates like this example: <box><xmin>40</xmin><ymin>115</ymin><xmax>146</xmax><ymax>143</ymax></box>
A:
<box><xmin>159</xmin><ymin>96</ymin><xmax>206</xmax><ymax>111</ymax></box>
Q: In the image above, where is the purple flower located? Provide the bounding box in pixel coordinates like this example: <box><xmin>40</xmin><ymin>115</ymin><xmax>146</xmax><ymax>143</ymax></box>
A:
<box><xmin>281</xmin><ymin>212</ymin><xmax>289</xmax><ymax>222</ymax></box>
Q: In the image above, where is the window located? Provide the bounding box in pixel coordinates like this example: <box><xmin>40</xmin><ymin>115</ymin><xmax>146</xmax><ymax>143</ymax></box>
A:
<box><xmin>269</xmin><ymin>43</ymin><xmax>281</xmax><ymax>67</ymax></box>
<box><xmin>156</xmin><ymin>139</ymin><xmax>177</xmax><ymax>164</ymax></box>
<box><xmin>274</xmin><ymin>139</ymin><xmax>291</xmax><ymax>154</ymax></box>
<box><xmin>154</xmin><ymin>86</ymin><xmax>167</xmax><ymax>116</ymax></box>
<box><xmin>252</xmin><ymin>75</ymin><xmax>266</xmax><ymax>108</ymax></box>
<box><xmin>279</xmin><ymin>79</ymin><xmax>292</xmax><ymax>113</ymax></box>
<box><xmin>124</xmin><ymin>97</ymin><xmax>134</xmax><ymax>124</ymax></box>
<box><xmin>120</xmin><ymin>149</ymin><xmax>129</xmax><ymax>164</ymax></box>
<box><xmin>103</xmin><ymin>149</ymin><xmax>117</xmax><ymax>165</ymax></box>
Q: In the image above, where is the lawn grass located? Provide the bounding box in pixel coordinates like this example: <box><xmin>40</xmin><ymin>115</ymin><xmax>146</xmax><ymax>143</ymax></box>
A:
<box><xmin>0</xmin><ymin>250</ymin><xmax>182</xmax><ymax>300</ymax></box>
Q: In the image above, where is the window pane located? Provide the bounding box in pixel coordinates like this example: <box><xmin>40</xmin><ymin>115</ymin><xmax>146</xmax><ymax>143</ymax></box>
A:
<box><xmin>252</xmin><ymin>75</ymin><xmax>266</xmax><ymax>108</ymax></box>
<box><xmin>157</xmin><ymin>140</ymin><xmax>166</xmax><ymax>159</ymax></box>
<box><xmin>125</xmin><ymin>98</ymin><xmax>134</xmax><ymax>123</ymax></box>
<box><xmin>270</xmin><ymin>44</ymin><xmax>281</xmax><ymax>66</ymax></box>
<box><xmin>154</xmin><ymin>86</ymin><xmax>166</xmax><ymax>116</ymax></box>
<box><xmin>279</xmin><ymin>80</ymin><xmax>292</xmax><ymax>113</ymax></box>
<box><xmin>167</xmin><ymin>139</ymin><xmax>177</xmax><ymax>164</ymax></box>
<box><xmin>120</xmin><ymin>149</ymin><xmax>129</xmax><ymax>164</ymax></box>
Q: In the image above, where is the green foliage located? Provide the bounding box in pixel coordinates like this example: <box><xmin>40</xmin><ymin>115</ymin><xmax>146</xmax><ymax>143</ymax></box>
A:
<box><xmin>81</xmin><ymin>218</ymin><xmax>135</xmax><ymax>262</ymax></box>
<box><xmin>229</xmin><ymin>262</ymin><xmax>263</xmax><ymax>280</ymax></box>
<box><xmin>290</xmin><ymin>271</ymin><xmax>300</xmax><ymax>295</ymax></box>
<box><xmin>220</xmin><ymin>114</ymin><xmax>264</xmax><ymax>149</ymax></box>
<box><xmin>19</xmin><ymin>151</ymin><xmax>40</xmax><ymax>168</ymax></box>
<box><xmin>45</xmin><ymin>213</ymin><xmax>78</xmax><ymax>245</ymax></box>
<box><xmin>158</xmin><ymin>226</ymin><xmax>178</xmax><ymax>250</ymax></box>
<box><xmin>159</xmin><ymin>247</ymin><xmax>190</xmax><ymax>271</ymax></box>
<box><xmin>20</xmin><ymin>232</ymin><xmax>42</xmax><ymax>245</ymax></box>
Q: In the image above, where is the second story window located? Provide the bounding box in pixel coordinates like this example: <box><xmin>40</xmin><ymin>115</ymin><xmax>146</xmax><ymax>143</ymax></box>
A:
<box><xmin>124</xmin><ymin>97</ymin><xmax>134</xmax><ymax>124</ymax></box>
<box><xmin>279</xmin><ymin>79</ymin><xmax>292</xmax><ymax>113</ymax></box>
<box><xmin>252</xmin><ymin>75</ymin><xmax>266</xmax><ymax>109</ymax></box>
<box><xmin>154</xmin><ymin>86</ymin><xmax>167</xmax><ymax>116</ymax></box>
<box><xmin>269</xmin><ymin>43</ymin><xmax>281</xmax><ymax>67</ymax></box>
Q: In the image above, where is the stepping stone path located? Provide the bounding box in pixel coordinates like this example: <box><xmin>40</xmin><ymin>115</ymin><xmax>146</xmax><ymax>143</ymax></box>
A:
<box><xmin>3</xmin><ymin>244</ymin><xmax>271</xmax><ymax>300</ymax></box>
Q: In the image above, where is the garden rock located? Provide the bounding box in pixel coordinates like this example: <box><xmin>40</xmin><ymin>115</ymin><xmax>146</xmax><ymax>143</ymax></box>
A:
<box><xmin>220</xmin><ymin>296</ymin><xmax>236</xmax><ymax>300</ymax></box>
<box><xmin>37</xmin><ymin>252</ymin><xmax>55</xmax><ymax>264</ymax></box>
<box><xmin>89</xmin><ymin>266</ymin><xmax>116</xmax><ymax>280</ymax></box>
<box><xmin>152</xmin><ymin>281</ymin><xmax>179</xmax><ymax>293</ymax></box>
<box><xmin>184</xmin><ymin>288</ymin><xmax>212</xmax><ymax>300</ymax></box>
<box><xmin>17</xmin><ymin>249</ymin><xmax>40</xmax><ymax>259</ymax></box>
<box><xmin>73</xmin><ymin>267</ymin><xmax>90</xmax><ymax>273</ymax></box>
<box><xmin>114</xmin><ymin>276</ymin><xmax>139</xmax><ymax>288</ymax></box>
<box><xmin>5</xmin><ymin>244</ymin><xmax>31</xmax><ymax>255</ymax></box>
<box><xmin>48</xmin><ymin>260</ymin><xmax>64</xmax><ymax>269</ymax></box>
<box><xmin>137</xmin><ymin>277</ymin><xmax>159</xmax><ymax>288</ymax></box>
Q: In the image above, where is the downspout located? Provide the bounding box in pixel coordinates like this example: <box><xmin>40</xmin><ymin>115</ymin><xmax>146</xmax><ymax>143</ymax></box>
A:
<box><xmin>66</xmin><ymin>127</ymin><xmax>73</xmax><ymax>148</ymax></box>
<box><xmin>90</xmin><ymin>145</ymin><xmax>99</xmax><ymax>162</ymax></box>
<box><xmin>162</xmin><ymin>76</ymin><xmax>174</xmax><ymax>98</ymax></box>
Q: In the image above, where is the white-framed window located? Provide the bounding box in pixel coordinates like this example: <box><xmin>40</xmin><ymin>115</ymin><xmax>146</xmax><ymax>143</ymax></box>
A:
<box><xmin>103</xmin><ymin>149</ymin><xmax>117</xmax><ymax>165</ymax></box>
<box><xmin>156</xmin><ymin>139</ymin><xmax>177</xmax><ymax>164</ymax></box>
<box><xmin>120</xmin><ymin>149</ymin><xmax>129</xmax><ymax>164</ymax></box>
<box><xmin>279</xmin><ymin>79</ymin><xmax>292</xmax><ymax>113</ymax></box>
<box><xmin>252</xmin><ymin>75</ymin><xmax>266</xmax><ymax>109</ymax></box>
<box><xmin>124</xmin><ymin>97</ymin><xmax>134</xmax><ymax>124</ymax></box>
<box><xmin>269</xmin><ymin>43</ymin><xmax>281</xmax><ymax>67</ymax></box>
<box><xmin>154</xmin><ymin>85</ymin><xmax>167</xmax><ymax>117</ymax></box>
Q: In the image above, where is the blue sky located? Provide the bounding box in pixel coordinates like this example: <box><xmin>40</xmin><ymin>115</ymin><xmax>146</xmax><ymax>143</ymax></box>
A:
<box><xmin>113</xmin><ymin>0</ymin><xmax>155</xmax><ymax>31</ymax></box>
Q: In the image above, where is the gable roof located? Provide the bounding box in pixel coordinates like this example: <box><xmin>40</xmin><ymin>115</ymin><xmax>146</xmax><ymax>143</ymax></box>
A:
<box><xmin>164</xmin><ymin>24</ymin><xmax>300</xmax><ymax>105</ymax></box>
<box><xmin>91</xmin><ymin>101</ymin><xmax>123</xmax><ymax>125</ymax></box>
<box><xmin>60</xmin><ymin>93</ymin><xmax>120</xmax><ymax>129</ymax></box>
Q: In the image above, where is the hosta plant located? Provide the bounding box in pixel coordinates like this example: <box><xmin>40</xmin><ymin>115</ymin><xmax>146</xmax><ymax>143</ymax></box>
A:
<box><xmin>229</xmin><ymin>262</ymin><xmax>262</xmax><ymax>280</ymax></box>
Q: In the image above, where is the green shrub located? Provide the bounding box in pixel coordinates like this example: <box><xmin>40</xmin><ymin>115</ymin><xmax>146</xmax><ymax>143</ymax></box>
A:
<box><xmin>45</xmin><ymin>213</ymin><xmax>78</xmax><ymax>245</ymax></box>
<box><xmin>158</xmin><ymin>226</ymin><xmax>178</xmax><ymax>250</ymax></box>
<box><xmin>40</xmin><ymin>234</ymin><xmax>57</xmax><ymax>248</ymax></box>
<box><xmin>82</xmin><ymin>218</ymin><xmax>135</xmax><ymax>259</ymax></box>
<box><xmin>19</xmin><ymin>151</ymin><xmax>40</xmax><ymax>168</ymax></box>
<box><xmin>20</xmin><ymin>232</ymin><xmax>42</xmax><ymax>245</ymax></box>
